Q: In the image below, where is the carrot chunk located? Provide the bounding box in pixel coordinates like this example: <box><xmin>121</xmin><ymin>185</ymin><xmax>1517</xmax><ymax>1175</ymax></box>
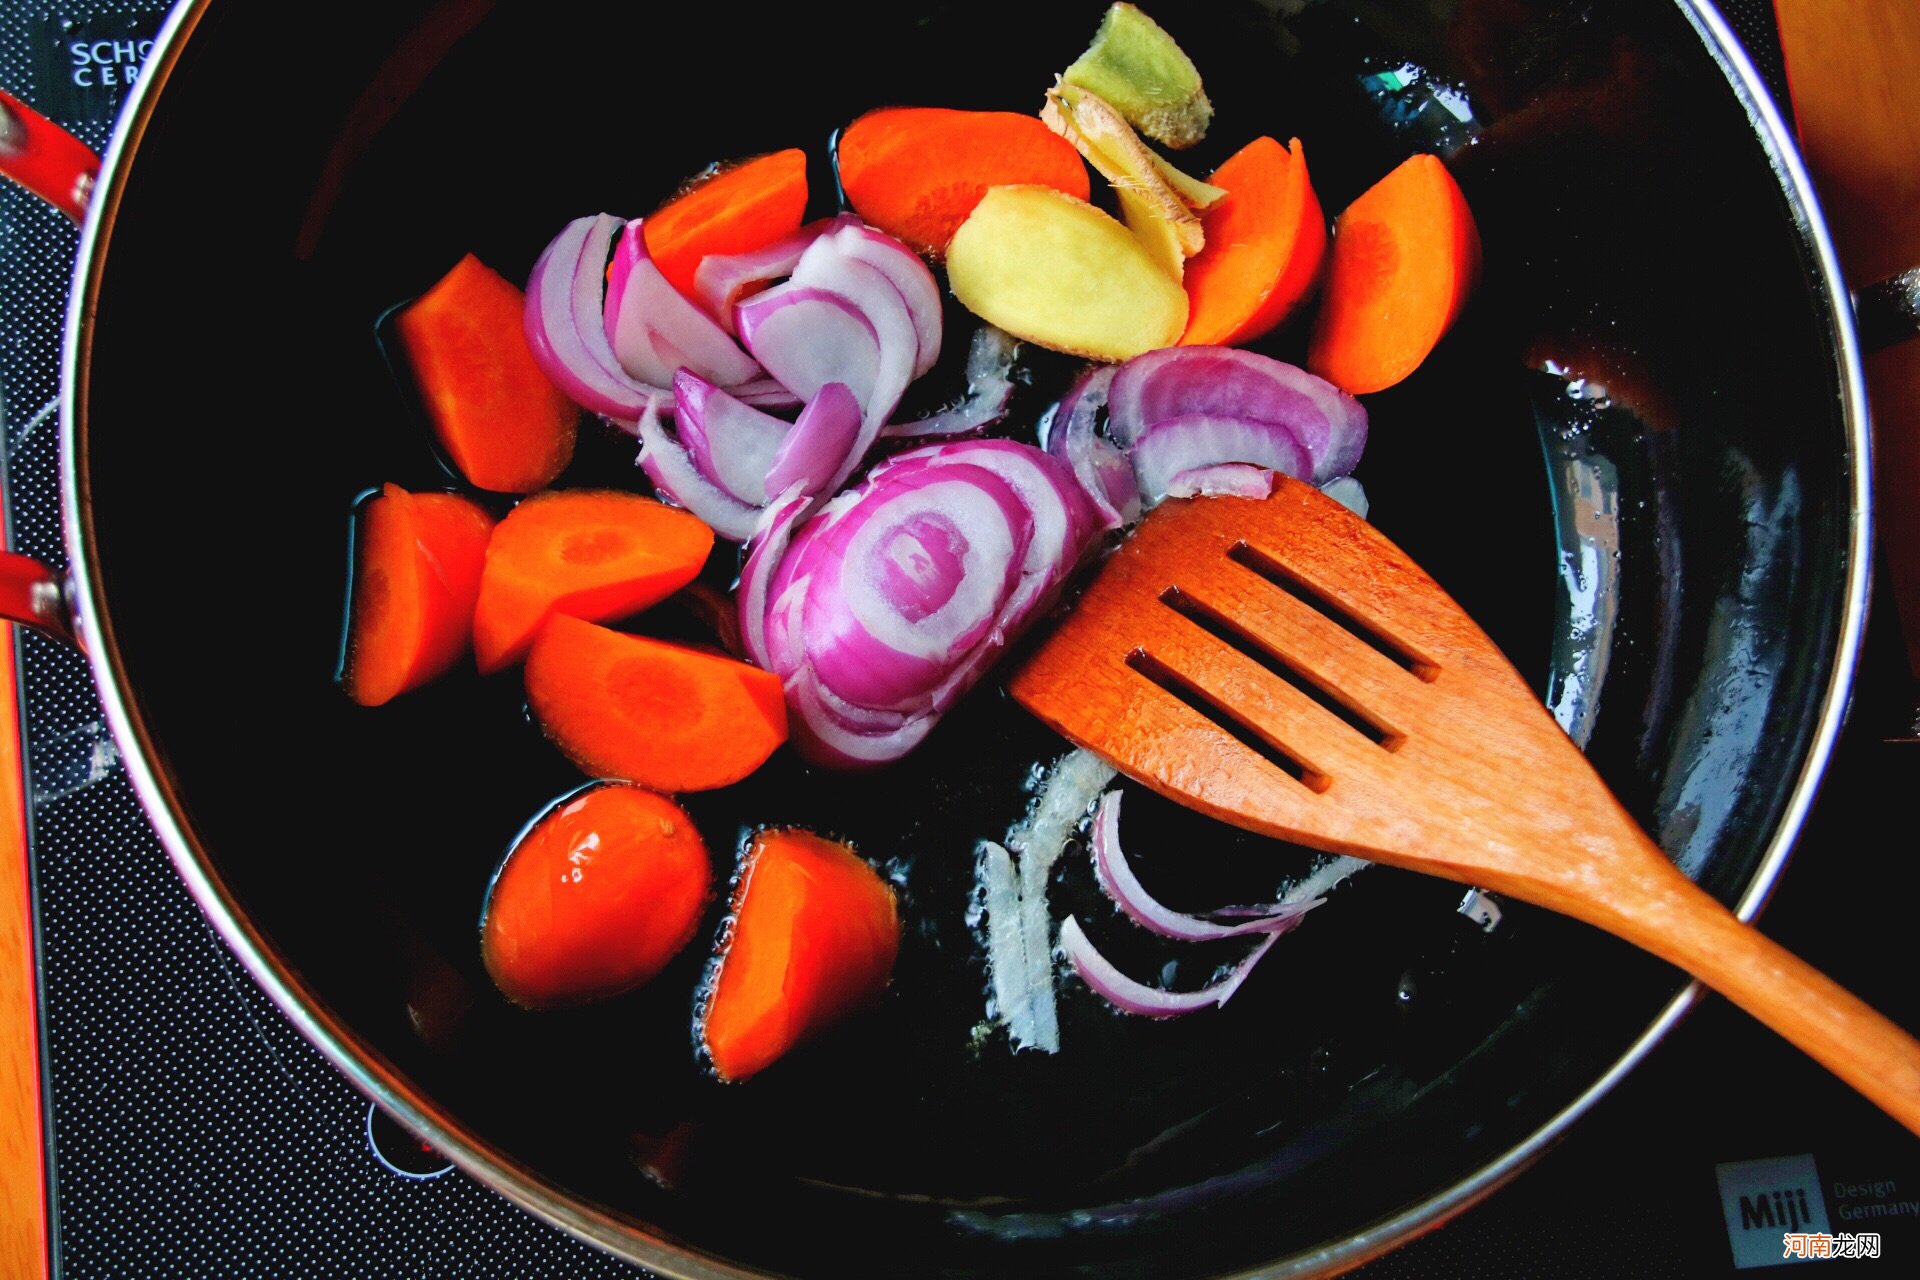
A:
<box><xmin>701</xmin><ymin>829</ymin><xmax>900</xmax><ymax>1081</ymax></box>
<box><xmin>838</xmin><ymin>107</ymin><xmax>1091</xmax><ymax>255</ymax></box>
<box><xmin>481</xmin><ymin>784</ymin><xmax>713</xmax><ymax>1008</ymax></box>
<box><xmin>525</xmin><ymin>617</ymin><xmax>788</xmax><ymax>792</ymax></box>
<box><xmin>645</xmin><ymin>150</ymin><xmax>809</xmax><ymax>301</ymax></box>
<box><xmin>473</xmin><ymin>491</ymin><xmax>714</xmax><ymax>674</ymax></box>
<box><xmin>396</xmin><ymin>254</ymin><xmax>579</xmax><ymax>493</ymax></box>
<box><xmin>1180</xmin><ymin>136</ymin><xmax>1327</xmax><ymax>346</ymax></box>
<box><xmin>1306</xmin><ymin>154</ymin><xmax>1482</xmax><ymax>394</ymax></box>
<box><xmin>343</xmin><ymin>484</ymin><xmax>494</xmax><ymax>706</ymax></box>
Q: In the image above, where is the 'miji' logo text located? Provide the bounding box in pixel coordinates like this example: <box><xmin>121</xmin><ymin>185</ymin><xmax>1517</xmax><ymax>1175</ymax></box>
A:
<box><xmin>1741</xmin><ymin>1186</ymin><xmax>1818</xmax><ymax>1232</ymax></box>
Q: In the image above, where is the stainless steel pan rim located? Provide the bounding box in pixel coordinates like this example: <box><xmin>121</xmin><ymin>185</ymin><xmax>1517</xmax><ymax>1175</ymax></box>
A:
<box><xmin>54</xmin><ymin>1</ymin><xmax>1874</xmax><ymax>1275</ymax></box>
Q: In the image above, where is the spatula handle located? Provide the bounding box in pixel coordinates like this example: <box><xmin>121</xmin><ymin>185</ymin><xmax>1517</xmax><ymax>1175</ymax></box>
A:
<box><xmin>1615</xmin><ymin>863</ymin><xmax>1920</xmax><ymax>1135</ymax></box>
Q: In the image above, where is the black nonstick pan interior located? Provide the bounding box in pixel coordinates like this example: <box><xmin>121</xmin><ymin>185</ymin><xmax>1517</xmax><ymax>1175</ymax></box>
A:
<box><xmin>71</xmin><ymin>0</ymin><xmax>1857</xmax><ymax>1275</ymax></box>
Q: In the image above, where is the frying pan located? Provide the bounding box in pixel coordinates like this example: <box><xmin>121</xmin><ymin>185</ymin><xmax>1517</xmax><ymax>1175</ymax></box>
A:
<box><xmin>0</xmin><ymin>0</ymin><xmax>1885</xmax><ymax>1275</ymax></box>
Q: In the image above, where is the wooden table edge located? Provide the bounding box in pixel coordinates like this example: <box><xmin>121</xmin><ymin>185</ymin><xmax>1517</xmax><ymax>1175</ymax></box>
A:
<box><xmin>0</xmin><ymin>572</ymin><xmax>51</xmax><ymax>1272</ymax></box>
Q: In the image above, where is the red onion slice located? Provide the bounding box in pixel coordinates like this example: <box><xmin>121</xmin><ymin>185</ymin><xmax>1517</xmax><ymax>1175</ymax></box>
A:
<box><xmin>905</xmin><ymin>440</ymin><xmax>1096</xmax><ymax>593</ymax></box>
<box><xmin>865</xmin><ymin>446</ymin><xmax>1081</xmax><ymax>626</ymax></box>
<box><xmin>730</xmin><ymin>378</ymin><xmax>803</xmax><ymax>409</ymax></box>
<box><xmin>671</xmin><ymin>370</ymin><xmax>788</xmax><ymax>506</ymax></box>
<box><xmin>784</xmin><ymin>661</ymin><xmax>937</xmax><ymax>769</ymax></box>
<box><xmin>1082</xmin><ymin>436</ymin><xmax>1144</xmax><ymax>525</ymax></box>
<box><xmin>1109</xmin><ymin>348</ymin><xmax>1316</xmax><ymax>447</ymax></box>
<box><xmin>800</xmin><ymin>466</ymin><xmax>1033</xmax><ymax>711</ymax></box>
<box><xmin>787</xmin><ymin>239</ymin><xmax>920</xmax><ymax>489</ymax></box>
<box><xmin>691</xmin><ymin>214</ymin><xmax>860</xmax><ymax>333</ymax></box>
<box><xmin>1045</xmin><ymin>365</ymin><xmax>1115</xmax><ymax>454</ymax></box>
<box><xmin>1130</xmin><ymin>414</ymin><xmax>1312</xmax><ymax>506</ymax></box>
<box><xmin>736</xmin><ymin>285</ymin><xmax>882</xmax><ymax>411</ymax></box>
<box><xmin>1090</xmin><ymin>791</ymin><xmax>1317</xmax><ymax>941</ymax></box>
<box><xmin>795</xmin><ymin>635</ymin><xmax>925</xmax><ymax>734</ymax></box>
<box><xmin>634</xmin><ymin>401</ymin><xmax>761</xmax><ymax>542</ymax></box>
<box><xmin>830</xmin><ymin>224</ymin><xmax>944</xmax><ymax>378</ymax></box>
<box><xmin>774</xmin><ymin>574</ymin><xmax>939</xmax><ymax>768</ymax></box>
<box><xmin>884</xmin><ymin>327</ymin><xmax>1018</xmax><ymax>439</ymax></box>
<box><xmin>605</xmin><ymin>219</ymin><xmax>762</xmax><ymax>389</ymax></box>
<box><xmin>760</xmin><ymin>571</ymin><xmax>808</xmax><ymax>692</ymax></box>
<box><xmin>1060</xmin><ymin>916</ymin><xmax>1279</xmax><ymax>1018</ymax></box>
<box><xmin>1043</xmin><ymin>366</ymin><xmax>1140</xmax><ymax>529</ymax></box>
<box><xmin>751</xmin><ymin>441</ymin><xmax>1098</xmax><ymax>768</ymax></box>
<box><xmin>978</xmin><ymin>840</ymin><xmax>1053</xmax><ymax>1050</ymax></box>
<box><xmin>1320</xmin><ymin>475</ymin><xmax>1369</xmax><ymax>518</ymax></box>
<box><xmin>524</xmin><ymin>214</ymin><xmax>671</xmax><ymax>420</ymax></box>
<box><xmin>1107</xmin><ymin>347</ymin><xmax>1368</xmax><ymax>483</ymax></box>
<box><xmin>857</xmin><ymin>442</ymin><xmax>1096</xmax><ymax>720</ymax></box>
<box><xmin>765</xmin><ymin>382</ymin><xmax>861</xmax><ymax>498</ymax></box>
<box><xmin>738</xmin><ymin>487</ymin><xmax>812</xmax><ymax>671</ymax></box>
<box><xmin>986</xmin><ymin>747</ymin><xmax>1118</xmax><ymax>1052</ymax></box>
<box><xmin>1165</xmin><ymin>464</ymin><xmax>1277</xmax><ymax>500</ymax></box>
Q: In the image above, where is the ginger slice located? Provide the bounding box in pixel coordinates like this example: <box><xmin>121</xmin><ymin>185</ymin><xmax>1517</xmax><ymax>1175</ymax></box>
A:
<box><xmin>947</xmin><ymin>185</ymin><xmax>1188</xmax><ymax>361</ymax></box>
<box><xmin>1042</xmin><ymin>82</ymin><xmax>1219</xmax><ymax>272</ymax></box>
<box><xmin>1062</xmin><ymin>3</ymin><xmax>1213</xmax><ymax>149</ymax></box>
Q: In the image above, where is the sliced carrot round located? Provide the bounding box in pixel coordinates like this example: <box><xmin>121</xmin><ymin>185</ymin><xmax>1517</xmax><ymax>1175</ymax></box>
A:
<box><xmin>407</xmin><ymin>491</ymin><xmax>497</xmax><ymax>679</ymax></box>
<box><xmin>481</xmin><ymin>784</ymin><xmax>712</xmax><ymax>1009</ymax></box>
<box><xmin>838</xmin><ymin>107</ymin><xmax>1092</xmax><ymax>256</ymax></box>
<box><xmin>1307</xmin><ymin>154</ymin><xmax>1482</xmax><ymax>395</ymax></box>
<box><xmin>645</xmin><ymin>149</ymin><xmax>809</xmax><ymax>301</ymax></box>
<box><xmin>344</xmin><ymin>484</ymin><xmax>494</xmax><ymax>707</ymax></box>
<box><xmin>472</xmin><ymin>490</ymin><xmax>714</xmax><ymax>674</ymax></box>
<box><xmin>701</xmin><ymin>829</ymin><xmax>900</xmax><ymax>1082</ymax></box>
<box><xmin>525</xmin><ymin>617</ymin><xmax>789</xmax><ymax>792</ymax></box>
<box><xmin>396</xmin><ymin>254</ymin><xmax>579</xmax><ymax>493</ymax></box>
<box><xmin>1180</xmin><ymin>136</ymin><xmax>1327</xmax><ymax>347</ymax></box>
<box><xmin>343</xmin><ymin>486</ymin><xmax>425</xmax><ymax>707</ymax></box>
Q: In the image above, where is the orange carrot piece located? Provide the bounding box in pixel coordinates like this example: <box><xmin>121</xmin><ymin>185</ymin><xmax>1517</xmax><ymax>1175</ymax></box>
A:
<box><xmin>344</xmin><ymin>484</ymin><xmax>494</xmax><ymax>706</ymax></box>
<box><xmin>701</xmin><ymin>829</ymin><xmax>899</xmax><ymax>1081</ymax></box>
<box><xmin>397</xmin><ymin>254</ymin><xmax>579</xmax><ymax>493</ymax></box>
<box><xmin>472</xmin><ymin>491</ymin><xmax>714</xmax><ymax>674</ymax></box>
<box><xmin>644</xmin><ymin>150</ymin><xmax>809</xmax><ymax>301</ymax></box>
<box><xmin>1180</xmin><ymin>136</ymin><xmax>1327</xmax><ymax>346</ymax></box>
<box><xmin>525</xmin><ymin>617</ymin><xmax>788</xmax><ymax>792</ymax></box>
<box><xmin>1306</xmin><ymin>154</ymin><xmax>1482</xmax><ymax>395</ymax></box>
<box><xmin>481</xmin><ymin>784</ymin><xmax>712</xmax><ymax>1008</ymax></box>
<box><xmin>838</xmin><ymin>107</ymin><xmax>1091</xmax><ymax>255</ymax></box>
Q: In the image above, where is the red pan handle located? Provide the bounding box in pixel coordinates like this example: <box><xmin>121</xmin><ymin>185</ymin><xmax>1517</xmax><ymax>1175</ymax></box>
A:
<box><xmin>0</xmin><ymin>89</ymin><xmax>100</xmax><ymax>223</ymax></box>
<box><xmin>1</xmin><ymin>87</ymin><xmax>97</xmax><ymax>652</ymax></box>
<box><xmin>0</xmin><ymin>555</ymin><xmax>80</xmax><ymax>651</ymax></box>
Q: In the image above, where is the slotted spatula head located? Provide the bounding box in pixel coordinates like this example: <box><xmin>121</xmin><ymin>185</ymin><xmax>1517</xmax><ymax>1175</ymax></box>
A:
<box><xmin>1010</xmin><ymin>476</ymin><xmax>1665</xmax><ymax>919</ymax></box>
<box><xmin>1011</xmin><ymin>476</ymin><xmax>1920</xmax><ymax>1137</ymax></box>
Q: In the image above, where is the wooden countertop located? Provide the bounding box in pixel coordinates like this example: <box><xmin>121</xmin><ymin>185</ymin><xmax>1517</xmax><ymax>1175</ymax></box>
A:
<box><xmin>1776</xmin><ymin>0</ymin><xmax>1920</xmax><ymax>681</ymax></box>
<box><xmin>1</xmin><ymin>499</ymin><xmax>47</xmax><ymax>1278</ymax></box>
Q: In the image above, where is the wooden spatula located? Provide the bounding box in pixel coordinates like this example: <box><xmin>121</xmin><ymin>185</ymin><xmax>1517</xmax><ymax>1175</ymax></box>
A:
<box><xmin>1010</xmin><ymin>476</ymin><xmax>1920</xmax><ymax>1134</ymax></box>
